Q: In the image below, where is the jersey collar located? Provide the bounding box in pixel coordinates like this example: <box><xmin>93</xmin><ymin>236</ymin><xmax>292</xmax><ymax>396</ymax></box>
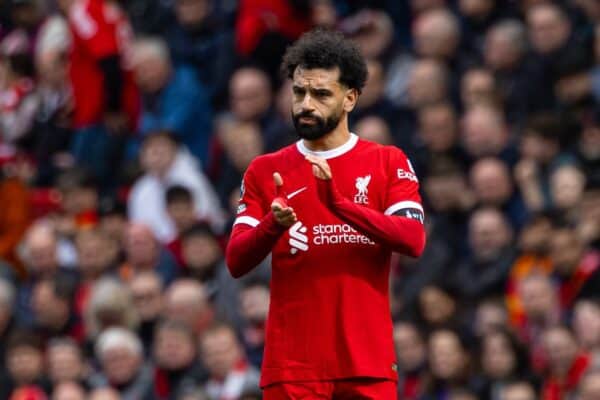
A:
<box><xmin>296</xmin><ymin>133</ymin><xmax>359</xmax><ymax>159</ymax></box>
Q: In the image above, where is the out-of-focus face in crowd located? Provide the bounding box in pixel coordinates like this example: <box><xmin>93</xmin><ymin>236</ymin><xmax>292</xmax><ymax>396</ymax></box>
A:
<box><xmin>518</xmin><ymin>214</ymin><xmax>552</xmax><ymax>254</ymax></box>
<box><xmin>418</xmin><ymin>103</ymin><xmax>457</xmax><ymax>153</ymax></box>
<box><xmin>218</xmin><ymin>121</ymin><xmax>264</xmax><ymax>172</ymax></box>
<box><xmin>481</xmin><ymin>330</ymin><xmax>517</xmax><ymax>379</ymax></box>
<box><xmin>175</xmin><ymin>0</ymin><xmax>210</xmax><ymax>29</ymax></box>
<box><xmin>419</xmin><ymin>285</ymin><xmax>456</xmax><ymax>326</ymax></box>
<box><xmin>230</xmin><ymin>67</ymin><xmax>272</xmax><ymax>122</ymax></box>
<box><xmin>461</xmin><ymin>105</ymin><xmax>508</xmax><ymax>158</ymax></box>
<box><xmin>484</xmin><ymin>21</ymin><xmax>526</xmax><ymax>71</ymax></box>
<box><xmin>124</xmin><ymin>224</ymin><xmax>159</xmax><ymax>269</ymax></box>
<box><xmin>129</xmin><ymin>272</ymin><xmax>163</xmax><ymax>322</ymax></box>
<box><xmin>52</xmin><ymin>381</ymin><xmax>85</xmax><ymax>400</ymax></box>
<box><xmin>474</xmin><ymin>300</ymin><xmax>507</xmax><ymax>337</ymax></box>
<box><xmin>200</xmin><ymin>325</ymin><xmax>243</xmax><ymax>379</ymax></box>
<box><xmin>468</xmin><ymin>207</ymin><xmax>512</xmax><ymax>262</ymax></box>
<box><xmin>579</xmin><ymin>370</ymin><xmax>600</xmax><ymax>400</ymax></box>
<box><xmin>459</xmin><ymin>0</ymin><xmax>494</xmax><ymax>19</ymax></box>
<box><xmin>518</xmin><ymin>274</ymin><xmax>557</xmax><ymax>323</ymax></box>
<box><xmin>413</xmin><ymin>9</ymin><xmax>460</xmax><ymax>60</ymax></box>
<box><xmin>470</xmin><ymin>158</ymin><xmax>513</xmax><ymax>206</ymax></box>
<box><xmin>355</xmin><ymin>116</ymin><xmax>393</xmax><ymax>145</ymax></box>
<box><xmin>408</xmin><ymin>59</ymin><xmax>448</xmax><ymax>108</ymax></box>
<box><xmin>47</xmin><ymin>340</ymin><xmax>85</xmax><ymax>385</ymax></box>
<box><xmin>527</xmin><ymin>4</ymin><xmax>571</xmax><ymax>54</ymax></box>
<box><xmin>393</xmin><ymin>322</ymin><xmax>426</xmax><ymax>373</ymax></box>
<box><xmin>550</xmin><ymin>165</ymin><xmax>586</xmax><ymax>211</ymax></box>
<box><xmin>549</xmin><ymin>227</ymin><xmax>584</xmax><ymax>277</ymax></box>
<box><xmin>21</xmin><ymin>223</ymin><xmax>59</xmax><ymax>278</ymax></box>
<box><xmin>163</xmin><ymin>279</ymin><xmax>210</xmax><ymax>332</ymax></box>
<box><xmin>461</xmin><ymin>69</ymin><xmax>496</xmax><ymax>108</ymax></box>
<box><xmin>96</xmin><ymin>328</ymin><xmax>143</xmax><ymax>386</ymax></box>
<box><xmin>573</xmin><ymin>300</ymin><xmax>600</xmax><ymax>351</ymax></box>
<box><xmin>182</xmin><ymin>229</ymin><xmax>221</xmax><ymax>278</ymax></box>
<box><xmin>500</xmin><ymin>382</ymin><xmax>537</xmax><ymax>400</ymax></box>
<box><xmin>428</xmin><ymin>330</ymin><xmax>468</xmax><ymax>381</ymax></box>
<box><xmin>542</xmin><ymin>326</ymin><xmax>578</xmax><ymax>377</ymax></box>
<box><xmin>131</xmin><ymin>39</ymin><xmax>172</xmax><ymax>94</ymax></box>
<box><xmin>153</xmin><ymin>322</ymin><xmax>196</xmax><ymax>371</ymax></box>
<box><xmin>75</xmin><ymin>230</ymin><xmax>117</xmax><ymax>279</ymax></box>
<box><xmin>140</xmin><ymin>134</ymin><xmax>178</xmax><ymax>177</ymax></box>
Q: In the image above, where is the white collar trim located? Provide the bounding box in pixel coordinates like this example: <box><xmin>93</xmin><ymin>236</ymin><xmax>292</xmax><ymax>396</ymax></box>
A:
<box><xmin>296</xmin><ymin>133</ymin><xmax>359</xmax><ymax>159</ymax></box>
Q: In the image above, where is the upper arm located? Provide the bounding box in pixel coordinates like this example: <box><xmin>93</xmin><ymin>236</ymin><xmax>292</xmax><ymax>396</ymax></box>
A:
<box><xmin>384</xmin><ymin>147</ymin><xmax>424</xmax><ymax>224</ymax></box>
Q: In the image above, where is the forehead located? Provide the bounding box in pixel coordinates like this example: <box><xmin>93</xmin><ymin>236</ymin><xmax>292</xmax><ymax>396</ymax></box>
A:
<box><xmin>292</xmin><ymin>67</ymin><xmax>342</xmax><ymax>88</ymax></box>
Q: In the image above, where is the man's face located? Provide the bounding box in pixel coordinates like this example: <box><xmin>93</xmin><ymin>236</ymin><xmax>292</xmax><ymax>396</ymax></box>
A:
<box><xmin>580</xmin><ymin>372</ymin><xmax>600</xmax><ymax>400</ymax></box>
<box><xmin>528</xmin><ymin>6</ymin><xmax>570</xmax><ymax>54</ymax></box>
<box><xmin>291</xmin><ymin>67</ymin><xmax>349</xmax><ymax>140</ymax></box>
<box><xmin>101</xmin><ymin>347</ymin><xmax>141</xmax><ymax>385</ymax></box>
<box><xmin>130</xmin><ymin>275</ymin><xmax>163</xmax><ymax>321</ymax></box>
<box><xmin>7</xmin><ymin>346</ymin><xmax>43</xmax><ymax>384</ymax></box>
<box><xmin>419</xmin><ymin>106</ymin><xmax>457</xmax><ymax>152</ymax></box>
<box><xmin>543</xmin><ymin>328</ymin><xmax>578</xmax><ymax>375</ymax></box>
<box><xmin>175</xmin><ymin>0</ymin><xmax>209</xmax><ymax>28</ymax></box>
<box><xmin>201</xmin><ymin>328</ymin><xmax>241</xmax><ymax>378</ymax></box>
<box><xmin>48</xmin><ymin>344</ymin><xmax>83</xmax><ymax>384</ymax></box>
<box><xmin>166</xmin><ymin>200</ymin><xmax>196</xmax><ymax>233</ymax></box>
<box><xmin>394</xmin><ymin>323</ymin><xmax>425</xmax><ymax>372</ymax></box>
<box><xmin>154</xmin><ymin>328</ymin><xmax>196</xmax><ymax>370</ymax></box>
<box><xmin>182</xmin><ymin>234</ymin><xmax>221</xmax><ymax>274</ymax></box>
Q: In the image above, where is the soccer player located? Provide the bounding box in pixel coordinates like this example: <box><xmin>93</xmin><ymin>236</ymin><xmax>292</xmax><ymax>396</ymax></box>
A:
<box><xmin>226</xmin><ymin>29</ymin><xmax>426</xmax><ymax>399</ymax></box>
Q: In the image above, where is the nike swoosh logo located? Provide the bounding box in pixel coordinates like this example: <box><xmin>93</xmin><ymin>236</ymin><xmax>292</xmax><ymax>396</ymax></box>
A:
<box><xmin>287</xmin><ymin>186</ymin><xmax>308</xmax><ymax>199</ymax></box>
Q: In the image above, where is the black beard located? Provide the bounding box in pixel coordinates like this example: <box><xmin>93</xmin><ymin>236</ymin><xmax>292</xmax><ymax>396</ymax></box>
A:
<box><xmin>292</xmin><ymin>110</ymin><xmax>342</xmax><ymax>140</ymax></box>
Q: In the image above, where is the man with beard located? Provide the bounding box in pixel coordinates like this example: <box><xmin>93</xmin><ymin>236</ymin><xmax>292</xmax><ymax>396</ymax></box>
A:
<box><xmin>226</xmin><ymin>29</ymin><xmax>426</xmax><ymax>399</ymax></box>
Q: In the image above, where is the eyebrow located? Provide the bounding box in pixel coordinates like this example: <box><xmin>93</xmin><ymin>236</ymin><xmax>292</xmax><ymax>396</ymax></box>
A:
<box><xmin>292</xmin><ymin>85</ymin><xmax>334</xmax><ymax>96</ymax></box>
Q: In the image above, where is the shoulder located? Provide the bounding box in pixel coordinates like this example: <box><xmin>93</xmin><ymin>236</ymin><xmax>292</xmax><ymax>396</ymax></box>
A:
<box><xmin>245</xmin><ymin>143</ymin><xmax>299</xmax><ymax>176</ymax></box>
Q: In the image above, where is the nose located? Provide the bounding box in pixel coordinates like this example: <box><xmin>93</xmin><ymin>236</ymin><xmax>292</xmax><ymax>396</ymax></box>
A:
<box><xmin>300</xmin><ymin>92</ymin><xmax>315</xmax><ymax>111</ymax></box>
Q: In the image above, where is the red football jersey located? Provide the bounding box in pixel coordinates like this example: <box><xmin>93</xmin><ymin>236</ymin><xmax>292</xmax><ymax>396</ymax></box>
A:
<box><xmin>67</xmin><ymin>0</ymin><xmax>139</xmax><ymax>129</ymax></box>
<box><xmin>233</xmin><ymin>134</ymin><xmax>424</xmax><ymax>387</ymax></box>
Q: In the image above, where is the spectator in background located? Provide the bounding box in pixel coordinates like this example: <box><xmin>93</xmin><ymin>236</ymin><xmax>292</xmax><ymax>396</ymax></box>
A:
<box><xmin>120</xmin><ymin>223</ymin><xmax>178</xmax><ymax>286</ymax></box>
<box><xmin>413</xmin><ymin>8</ymin><xmax>461</xmax><ymax>63</ymax></box>
<box><xmin>224</xmin><ymin>66</ymin><xmax>289</xmax><ymax>152</ymax></box>
<box><xmin>484</xmin><ymin>19</ymin><xmax>552</xmax><ymax>122</ymax></box>
<box><xmin>58</xmin><ymin>0</ymin><xmax>139</xmax><ymax>188</ymax></box>
<box><xmin>572</xmin><ymin>298</ymin><xmax>600</xmax><ymax>352</ymax></box>
<box><xmin>354</xmin><ymin>116</ymin><xmax>393</xmax><ymax>145</ymax></box>
<box><xmin>51</xmin><ymin>381</ymin><xmax>85</xmax><ymax>400</ymax></box>
<box><xmin>418</xmin><ymin>282</ymin><xmax>462</xmax><ymax>334</ymax></box>
<box><xmin>84</xmin><ymin>278</ymin><xmax>138</xmax><ymax>342</ymax></box>
<box><xmin>461</xmin><ymin>104</ymin><xmax>516</xmax><ymax>165</ymax></box>
<box><xmin>46</xmin><ymin>338</ymin><xmax>89</xmax><ymax>388</ymax></box>
<box><xmin>472</xmin><ymin>298</ymin><xmax>508</xmax><ymax>338</ymax></box>
<box><xmin>469</xmin><ymin>158</ymin><xmax>528</xmax><ymax>229</ymax></box>
<box><xmin>578</xmin><ymin>368</ymin><xmax>600</xmax><ymax>400</ymax></box>
<box><xmin>423</xmin><ymin>329</ymin><xmax>474</xmax><ymax>399</ymax></box>
<box><xmin>461</xmin><ymin>68</ymin><xmax>498</xmax><ymax>110</ymax></box>
<box><xmin>214</xmin><ymin>120</ymin><xmax>264</xmax><ymax>210</ymax></box>
<box><xmin>474</xmin><ymin>327</ymin><xmax>536</xmax><ymax>400</ymax></box>
<box><xmin>88</xmin><ymin>387</ymin><xmax>120</xmax><ymax>400</ymax></box>
<box><xmin>549</xmin><ymin>225</ymin><xmax>600</xmax><ymax>307</ymax></box>
<box><xmin>499</xmin><ymin>380</ymin><xmax>537</xmax><ymax>400</ymax></box>
<box><xmin>0</xmin><ymin>159</ymin><xmax>31</xmax><ymax>273</ymax></box>
<box><xmin>128</xmin><ymin>132</ymin><xmax>224</xmax><ymax>243</ymax></box>
<box><xmin>393</xmin><ymin>321</ymin><xmax>427</xmax><ymax>400</ymax></box>
<box><xmin>407</xmin><ymin>59</ymin><xmax>450</xmax><ymax>110</ymax></box>
<box><xmin>131</xmin><ymin>37</ymin><xmax>213</xmax><ymax>166</ymax></box>
<box><xmin>0</xmin><ymin>30</ymin><xmax>38</xmax><ymax>150</ymax></box>
<box><xmin>549</xmin><ymin>164</ymin><xmax>586</xmax><ymax>219</ymax></box>
<box><xmin>4</xmin><ymin>330</ymin><xmax>49</xmax><ymax>396</ymax></box>
<box><xmin>238</xmin><ymin>280</ymin><xmax>269</xmax><ymax>369</ymax></box>
<box><xmin>164</xmin><ymin>185</ymin><xmax>198</xmax><ymax>267</ymax></box>
<box><xmin>128</xmin><ymin>271</ymin><xmax>163</xmax><ymax>352</ymax></box>
<box><xmin>152</xmin><ymin>320</ymin><xmax>206</xmax><ymax>399</ymax></box>
<box><xmin>200</xmin><ymin>322</ymin><xmax>260</xmax><ymax>400</ymax></box>
<box><xmin>16</xmin><ymin>222</ymin><xmax>72</xmax><ymax>327</ymax></box>
<box><xmin>541</xmin><ymin>325</ymin><xmax>591</xmax><ymax>400</ymax></box>
<box><xmin>30</xmin><ymin>275</ymin><xmax>81</xmax><ymax>342</ymax></box>
<box><xmin>163</xmin><ymin>279</ymin><xmax>214</xmax><ymax>336</ymax></box>
<box><xmin>576</xmin><ymin>111</ymin><xmax>600</xmax><ymax>189</ymax></box>
<box><xmin>0</xmin><ymin>277</ymin><xmax>16</xmax><ymax>390</ymax></box>
<box><xmin>90</xmin><ymin>327</ymin><xmax>153</xmax><ymax>399</ymax></box>
<box><xmin>455</xmin><ymin>207</ymin><xmax>516</xmax><ymax>304</ymax></box>
<box><xmin>165</xmin><ymin>0</ymin><xmax>235</xmax><ymax>108</ymax></box>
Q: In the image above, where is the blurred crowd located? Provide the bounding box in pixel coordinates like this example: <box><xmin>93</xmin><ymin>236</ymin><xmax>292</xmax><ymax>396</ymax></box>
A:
<box><xmin>0</xmin><ymin>0</ymin><xmax>600</xmax><ymax>399</ymax></box>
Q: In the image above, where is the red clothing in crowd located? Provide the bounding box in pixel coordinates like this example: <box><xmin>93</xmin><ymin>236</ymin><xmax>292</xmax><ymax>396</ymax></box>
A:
<box><xmin>227</xmin><ymin>135</ymin><xmax>426</xmax><ymax>388</ymax></box>
<box><xmin>67</xmin><ymin>0</ymin><xmax>139</xmax><ymax>129</ymax></box>
<box><xmin>542</xmin><ymin>352</ymin><xmax>591</xmax><ymax>400</ymax></box>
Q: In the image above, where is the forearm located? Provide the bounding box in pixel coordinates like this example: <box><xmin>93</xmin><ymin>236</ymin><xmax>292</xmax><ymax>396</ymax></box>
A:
<box><xmin>225</xmin><ymin>213</ymin><xmax>286</xmax><ymax>278</ymax></box>
<box><xmin>317</xmin><ymin>179</ymin><xmax>426</xmax><ymax>257</ymax></box>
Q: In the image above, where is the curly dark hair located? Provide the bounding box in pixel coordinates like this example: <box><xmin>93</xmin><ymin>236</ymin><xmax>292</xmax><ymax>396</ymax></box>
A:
<box><xmin>281</xmin><ymin>28</ymin><xmax>368</xmax><ymax>93</ymax></box>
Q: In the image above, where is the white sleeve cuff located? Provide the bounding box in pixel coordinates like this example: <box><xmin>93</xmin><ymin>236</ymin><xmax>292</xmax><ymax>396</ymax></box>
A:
<box><xmin>233</xmin><ymin>216</ymin><xmax>260</xmax><ymax>227</ymax></box>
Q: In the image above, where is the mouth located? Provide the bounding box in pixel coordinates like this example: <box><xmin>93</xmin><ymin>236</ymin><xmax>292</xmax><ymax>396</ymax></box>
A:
<box><xmin>299</xmin><ymin>116</ymin><xmax>317</xmax><ymax>124</ymax></box>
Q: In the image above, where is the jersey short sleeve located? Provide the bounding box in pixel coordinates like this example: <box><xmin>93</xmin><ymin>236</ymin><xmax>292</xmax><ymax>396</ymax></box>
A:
<box><xmin>233</xmin><ymin>161</ymin><xmax>267</xmax><ymax>228</ymax></box>
<box><xmin>384</xmin><ymin>147</ymin><xmax>424</xmax><ymax>224</ymax></box>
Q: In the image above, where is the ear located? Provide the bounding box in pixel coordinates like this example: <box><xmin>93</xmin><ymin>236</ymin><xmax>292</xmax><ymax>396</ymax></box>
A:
<box><xmin>343</xmin><ymin>88</ymin><xmax>359</xmax><ymax>113</ymax></box>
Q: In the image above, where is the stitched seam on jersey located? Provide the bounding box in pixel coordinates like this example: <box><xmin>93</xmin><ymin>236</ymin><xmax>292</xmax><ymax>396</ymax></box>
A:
<box><xmin>296</xmin><ymin>133</ymin><xmax>358</xmax><ymax>159</ymax></box>
<box><xmin>233</xmin><ymin>216</ymin><xmax>260</xmax><ymax>227</ymax></box>
<box><xmin>384</xmin><ymin>201</ymin><xmax>423</xmax><ymax>216</ymax></box>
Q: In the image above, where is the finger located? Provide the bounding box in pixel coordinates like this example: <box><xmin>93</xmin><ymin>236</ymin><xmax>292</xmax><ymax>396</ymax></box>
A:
<box><xmin>273</xmin><ymin>172</ymin><xmax>284</xmax><ymax>197</ymax></box>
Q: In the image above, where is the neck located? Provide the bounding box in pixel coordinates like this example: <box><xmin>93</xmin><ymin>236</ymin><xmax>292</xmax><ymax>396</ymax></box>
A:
<box><xmin>302</xmin><ymin>117</ymin><xmax>351</xmax><ymax>152</ymax></box>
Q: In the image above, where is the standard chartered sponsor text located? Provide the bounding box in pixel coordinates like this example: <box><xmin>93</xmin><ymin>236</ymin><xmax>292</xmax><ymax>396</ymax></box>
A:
<box><xmin>312</xmin><ymin>224</ymin><xmax>376</xmax><ymax>245</ymax></box>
